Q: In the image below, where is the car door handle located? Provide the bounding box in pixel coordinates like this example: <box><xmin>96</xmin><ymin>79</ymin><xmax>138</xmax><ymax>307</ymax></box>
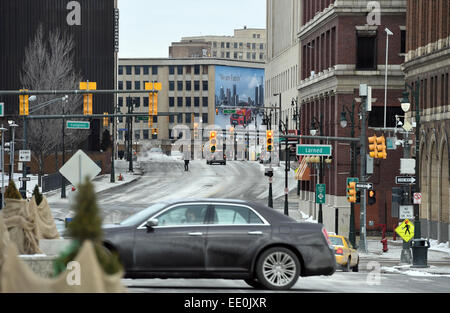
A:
<box><xmin>248</xmin><ymin>231</ymin><xmax>263</xmax><ymax>235</ymax></box>
<box><xmin>188</xmin><ymin>232</ymin><xmax>203</xmax><ymax>236</ymax></box>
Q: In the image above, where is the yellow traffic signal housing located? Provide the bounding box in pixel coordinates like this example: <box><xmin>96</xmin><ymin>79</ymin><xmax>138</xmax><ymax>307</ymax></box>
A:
<box><xmin>103</xmin><ymin>112</ymin><xmax>109</xmax><ymax>127</ymax></box>
<box><xmin>347</xmin><ymin>181</ymin><xmax>357</xmax><ymax>203</ymax></box>
<box><xmin>266</xmin><ymin>130</ymin><xmax>274</xmax><ymax>152</ymax></box>
<box><xmin>210</xmin><ymin>131</ymin><xmax>217</xmax><ymax>153</ymax></box>
<box><xmin>368</xmin><ymin>135</ymin><xmax>378</xmax><ymax>158</ymax></box>
<box><xmin>19</xmin><ymin>89</ymin><xmax>29</xmax><ymax>116</ymax></box>
<box><xmin>376</xmin><ymin>136</ymin><xmax>387</xmax><ymax>159</ymax></box>
<box><xmin>80</xmin><ymin>82</ymin><xmax>96</xmax><ymax>115</ymax></box>
<box><xmin>149</xmin><ymin>92</ymin><xmax>158</xmax><ymax>116</ymax></box>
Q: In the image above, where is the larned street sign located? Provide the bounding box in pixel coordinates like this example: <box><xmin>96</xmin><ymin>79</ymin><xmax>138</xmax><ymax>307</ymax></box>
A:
<box><xmin>395</xmin><ymin>176</ymin><xmax>416</xmax><ymax>184</ymax></box>
<box><xmin>223</xmin><ymin>109</ymin><xmax>237</xmax><ymax>114</ymax></box>
<box><xmin>67</xmin><ymin>121</ymin><xmax>90</xmax><ymax>129</ymax></box>
<box><xmin>356</xmin><ymin>182</ymin><xmax>374</xmax><ymax>190</ymax></box>
<box><xmin>315</xmin><ymin>184</ymin><xmax>326</xmax><ymax>204</ymax></box>
<box><xmin>297</xmin><ymin>144</ymin><xmax>332</xmax><ymax>156</ymax></box>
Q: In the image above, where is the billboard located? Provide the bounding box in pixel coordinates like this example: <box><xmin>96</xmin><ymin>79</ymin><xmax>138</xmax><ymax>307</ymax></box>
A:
<box><xmin>214</xmin><ymin>66</ymin><xmax>265</xmax><ymax>129</ymax></box>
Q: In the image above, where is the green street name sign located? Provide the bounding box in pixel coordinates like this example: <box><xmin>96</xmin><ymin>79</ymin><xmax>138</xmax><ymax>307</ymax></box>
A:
<box><xmin>316</xmin><ymin>184</ymin><xmax>326</xmax><ymax>204</ymax></box>
<box><xmin>297</xmin><ymin>144</ymin><xmax>332</xmax><ymax>156</ymax></box>
<box><xmin>223</xmin><ymin>109</ymin><xmax>236</xmax><ymax>114</ymax></box>
<box><xmin>0</xmin><ymin>102</ymin><xmax>4</xmax><ymax>117</ymax></box>
<box><xmin>66</xmin><ymin>121</ymin><xmax>90</xmax><ymax>129</ymax></box>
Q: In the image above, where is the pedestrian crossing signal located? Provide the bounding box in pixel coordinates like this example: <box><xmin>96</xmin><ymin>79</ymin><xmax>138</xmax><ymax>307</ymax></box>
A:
<box><xmin>368</xmin><ymin>189</ymin><xmax>376</xmax><ymax>205</ymax></box>
<box><xmin>266</xmin><ymin>130</ymin><xmax>273</xmax><ymax>152</ymax></box>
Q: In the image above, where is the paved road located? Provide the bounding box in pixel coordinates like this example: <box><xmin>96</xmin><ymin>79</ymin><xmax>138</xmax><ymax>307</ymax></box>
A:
<box><xmin>123</xmin><ymin>271</ymin><xmax>450</xmax><ymax>293</ymax></box>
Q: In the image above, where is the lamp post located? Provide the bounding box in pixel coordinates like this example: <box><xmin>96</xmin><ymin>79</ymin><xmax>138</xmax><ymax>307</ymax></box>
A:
<box><xmin>310</xmin><ymin>115</ymin><xmax>324</xmax><ymax>224</ymax></box>
<box><xmin>400</xmin><ymin>80</ymin><xmax>421</xmax><ymax>239</ymax></box>
<box><xmin>291</xmin><ymin>97</ymin><xmax>300</xmax><ymax>196</ymax></box>
<box><xmin>60</xmin><ymin>95</ymin><xmax>69</xmax><ymax>199</ymax></box>
<box><xmin>274</xmin><ymin>93</ymin><xmax>282</xmax><ymax>165</ymax></box>
<box><xmin>8</xmin><ymin>121</ymin><xmax>19</xmax><ymax>182</ymax></box>
<box><xmin>340</xmin><ymin>100</ymin><xmax>358</xmax><ymax>248</ymax></box>
<box><xmin>0</xmin><ymin>125</ymin><xmax>7</xmax><ymax>209</ymax></box>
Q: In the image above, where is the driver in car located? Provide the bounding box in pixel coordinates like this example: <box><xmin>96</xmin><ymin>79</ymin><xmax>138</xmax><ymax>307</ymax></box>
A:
<box><xmin>185</xmin><ymin>208</ymin><xmax>201</xmax><ymax>224</ymax></box>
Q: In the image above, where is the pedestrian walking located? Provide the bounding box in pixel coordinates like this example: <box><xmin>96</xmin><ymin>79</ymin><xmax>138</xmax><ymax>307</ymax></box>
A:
<box><xmin>184</xmin><ymin>159</ymin><xmax>190</xmax><ymax>171</ymax></box>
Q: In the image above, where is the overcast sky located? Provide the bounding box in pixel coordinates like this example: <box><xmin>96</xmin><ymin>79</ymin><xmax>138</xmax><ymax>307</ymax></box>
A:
<box><xmin>118</xmin><ymin>0</ymin><xmax>266</xmax><ymax>58</ymax></box>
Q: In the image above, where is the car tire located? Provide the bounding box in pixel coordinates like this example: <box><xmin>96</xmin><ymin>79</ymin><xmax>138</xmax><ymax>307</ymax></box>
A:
<box><xmin>244</xmin><ymin>279</ymin><xmax>264</xmax><ymax>289</ymax></box>
<box><xmin>255</xmin><ymin>247</ymin><xmax>300</xmax><ymax>290</ymax></box>
<box><xmin>352</xmin><ymin>258</ymin><xmax>359</xmax><ymax>272</ymax></box>
<box><xmin>343</xmin><ymin>257</ymin><xmax>351</xmax><ymax>272</ymax></box>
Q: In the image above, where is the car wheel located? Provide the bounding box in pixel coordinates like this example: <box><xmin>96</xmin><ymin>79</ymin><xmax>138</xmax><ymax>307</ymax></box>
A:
<box><xmin>352</xmin><ymin>258</ymin><xmax>359</xmax><ymax>272</ymax></box>
<box><xmin>244</xmin><ymin>279</ymin><xmax>264</xmax><ymax>289</ymax></box>
<box><xmin>343</xmin><ymin>257</ymin><xmax>351</xmax><ymax>272</ymax></box>
<box><xmin>256</xmin><ymin>247</ymin><xmax>300</xmax><ymax>290</ymax></box>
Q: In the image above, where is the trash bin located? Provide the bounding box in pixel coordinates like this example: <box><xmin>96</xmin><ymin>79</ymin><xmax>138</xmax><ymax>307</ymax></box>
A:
<box><xmin>411</xmin><ymin>239</ymin><xmax>430</xmax><ymax>268</ymax></box>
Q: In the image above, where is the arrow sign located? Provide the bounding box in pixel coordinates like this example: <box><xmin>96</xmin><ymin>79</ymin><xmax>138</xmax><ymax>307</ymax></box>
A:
<box><xmin>356</xmin><ymin>182</ymin><xmax>374</xmax><ymax>190</ymax></box>
<box><xmin>396</xmin><ymin>176</ymin><xmax>416</xmax><ymax>184</ymax></box>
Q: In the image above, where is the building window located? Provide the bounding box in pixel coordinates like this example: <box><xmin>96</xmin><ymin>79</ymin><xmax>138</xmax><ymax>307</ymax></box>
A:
<box><xmin>169</xmin><ymin>81</ymin><xmax>174</xmax><ymax>91</ymax></box>
<box><xmin>260</xmin><ymin>43</ymin><xmax>264</xmax><ymax>50</ymax></box>
<box><xmin>153</xmin><ymin>116</ymin><xmax>158</xmax><ymax>123</ymax></box>
<box><xmin>194</xmin><ymin>97</ymin><xmax>200</xmax><ymax>107</ymax></box>
<box><xmin>194</xmin><ymin>81</ymin><xmax>200</xmax><ymax>91</ymax></box>
<box><xmin>143</xmin><ymin>129</ymin><xmax>149</xmax><ymax>139</ymax></box>
<box><xmin>134</xmin><ymin>130</ymin><xmax>140</xmax><ymax>140</ymax></box>
<box><xmin>194</xmin><ymin>65</ymin><xmax>200</xmax><ymax>75</ymax></box>
<box><xmin>177</xmin><ymin>114</ymin><xmax>183</xmax><ymax>123</ymax></box>
<box><xmin>202</xmin><ymin>97</ymin><xmax>208</xmax><ymax>107</ymax></box>
<box><xmin>177</xmin><ymin>97</ymin><xmax>183</xmax><ymax>107</ymax></box>
<box><xmin>169</xmin><ymin>66</ymin><xmax>175</xmax><ymax>75</ymax></box>
<box><xmin>152</xmin><ymin>66</ymin><xmax>158</xmax><ymax>75</ymax></box>
<box><xmin>213</xmin><ymin>42</ymin><xmax>217</xmax><ymax>48</ymax></box>
<box><xmin>169</xmin><ymin>97</ymin><xmax>174</xmax><ymax>107</ymax></box>
<box><xmin>185</xmin><ymin>114</ymin><xmax>191</xmax><ymax>124</ymax></box>
<box><xmin>143</xmin><ymin>66</ymin><xmax>149</xmax><ymax>75</ymax></box>
<box><xmin>202</xmin><ymin>66</ymin><xmax>208</xmax><ymax>74</ymax></box>
<box><xmin>118</xmin><ymin>97</ymin><xmax>123</xmax><ymax>107</ymax></box>
<box><xmin>118</xmin><ymin>66</ymin><xmax>123</xmax><ymax>75</ymax></box>
<box><xmin>202</xmin><ymin>113</ymin><xmax>208</xmax><ymax>123</ymax></box>
<box><xmin>126</xmin><ymin>66</ymin><xmax>132</xmax><ymax>75</ymax></box>
<box><xmin>221</xmin><ymin>42</ymin><xmax>224</xmax><ymax>48</ymax></box>
<box><xmin>234</xmin><ymin>42</ymin><xmax>238</xmax><ymax>49</ymax></box>
<box><xmin>234</xmin><ymin>52</ymin><xmax>238</xmax><ymax>59</ymax></box>
<box><xmin>143</xmin><ymin>97</ymin><xmax>149</xmax><ymax>107</ymax></box>
<box><xmin>135</xmin><ymin>81</ymin><xmax>140</xmax><ymax>90</ymax></box>
<box><xmin>186</xmin><ymin>66</ymin><xmax>191</xmax><ymax>74</ymax></box>
<box><xmin>186</xmin><ymin>97</ymin><xmax>191</xmax><ymax>107</ymax></box>
<box><xmin>186</xmin><ymin>81</ymin><xmax>192</xmax><ymax>91</ymax></box>
<box><xmin>177</xmin><ymin>81</ymin><xmax>183</xmax><ymax>91</ymax></box>
<box><xmin>177</xmin><ymin>66</ymin><xmax>183</xmax><ymax>75</ymax></box>
<box><xmin>118</xmin><ymin>81</ymin><xmax>123</xmax><ymax>90</ymax></box>
<box><xmin>135</xmin><ymin>66</ymin><xmax>140</xmax><ymax>75</ymax></box>
<box><xmin>356</xmin><ymin>34</ymin><xmax>377</xmax><ymax>70</ymax></box>
<box><xmin>126</xmin><ymin>81</ymin><xmax>132</xmax><ymax>90</ymax></box>
<box><xmin>400</xmin><ymin>29</ymin><xmax>406</xmax><ymax>54</ymax></box>
<box><xmin>202</xmin><ymin>81</ymin><xmax>208</xmax><ymax>91</ymax></box>
<box><xmin>169</xmin><ymin>115</ymin><xmax>174</xmax><ymax>123</ymax></box>
<box><xmin>226</xmin><ymin>52</ymin><xmax>230</xmax><ymax>58</ymax></box>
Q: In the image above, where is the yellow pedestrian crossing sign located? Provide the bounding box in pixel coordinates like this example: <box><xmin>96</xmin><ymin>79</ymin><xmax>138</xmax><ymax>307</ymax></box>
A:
<box><xmin>395</xmin><ymin>219</ymin><xmax>415</xmax><ymax>242</ymax></box>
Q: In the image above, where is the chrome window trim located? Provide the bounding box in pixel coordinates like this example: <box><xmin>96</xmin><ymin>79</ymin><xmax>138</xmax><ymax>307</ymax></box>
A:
<box><xmin>136</xmin><ymin>202</ymin><xmax>270</xmax><ymax>230</ymax></box>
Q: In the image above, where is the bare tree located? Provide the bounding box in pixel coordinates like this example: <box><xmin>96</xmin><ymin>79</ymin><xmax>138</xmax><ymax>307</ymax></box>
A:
<box><xmin>20</xmin><ymin>25</ymin><xmax>89</xmax><ymax>178</ymax></box>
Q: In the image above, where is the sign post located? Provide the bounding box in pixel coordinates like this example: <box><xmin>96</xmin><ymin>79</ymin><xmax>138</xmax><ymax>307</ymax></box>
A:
<box><xmin>315</xmin><ymin>184</ymin><xmax>326</xmax><ymax>204</ymax></box>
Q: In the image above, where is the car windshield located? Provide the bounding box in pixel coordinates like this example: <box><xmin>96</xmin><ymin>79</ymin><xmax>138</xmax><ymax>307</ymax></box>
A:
<box><xmin>150</xmin><ymin>148</ymin><xmax>162</xmax><ymax>153</ymax></box>
<box><xmin>119</xmin><ymin>203</ymin><xmax>167</xmax><ymax>226</ymax></box>
<box><xmin>329</xmin><ymin>236</ymin><xmax>344</xmax><ymax>246</ymax></box>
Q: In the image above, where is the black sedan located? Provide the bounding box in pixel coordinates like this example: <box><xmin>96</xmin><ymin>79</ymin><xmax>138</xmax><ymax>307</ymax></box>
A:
<box><xmin>102</xmin><ymin>199</ymin><xmax>336</xmax><ymax>290</ymax></box>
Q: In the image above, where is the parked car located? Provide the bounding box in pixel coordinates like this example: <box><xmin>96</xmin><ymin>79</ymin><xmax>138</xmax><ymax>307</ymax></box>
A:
<box><xmin>170</xmin><ymin>150</ymin><xmax>184</xmax><ymax>161</ymax></box>
<box><xmin>149</xmin><ymin>147</ymin><xmax>164</xmax><ymax>155</ymax></box>
<box><xmin>102</xmin><ymin>199</ymin><xmax>336</xmax><ymax>290</ymax></box>
<box><xmin>206</xmin><ymin>150</ymin><xmax>226</xmax><ymax>165</ymax></box>
<box><xmin>328</xmin><ymin>234</ymin><xmax>359</xmax><ymax>272</ymax></box>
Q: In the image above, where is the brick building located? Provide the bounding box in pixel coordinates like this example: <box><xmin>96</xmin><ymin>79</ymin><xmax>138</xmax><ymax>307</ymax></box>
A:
<box><xmin>403</xmin><ymin>0</ymin><xmax>450</xmax><ymax>243</ymax></box>
<box><xmin>296</xmin><ymin>0</ymin><xmax>407</xmax><ymax>236</ymax></box>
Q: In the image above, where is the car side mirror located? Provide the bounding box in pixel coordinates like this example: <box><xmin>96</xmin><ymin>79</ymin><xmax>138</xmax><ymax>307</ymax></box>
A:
<box><xmin>146</xmin><ymin>219</ymin><xmax>158</xmax><ymax>228</ymax></box>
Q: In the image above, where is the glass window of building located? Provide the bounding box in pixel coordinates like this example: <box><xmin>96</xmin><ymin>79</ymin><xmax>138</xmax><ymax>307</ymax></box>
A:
<box><xmin>202</xmin><ymin>97</ymin><xmax>208</xmax><ymax>107</ymax></box>
<box><xmin>169</xmin><ymin>81</ymin><xmax>174</xmax><ymax>91</ymax></box>
<box><xmin>177</xmin><ymin>97</ymin><xmax>183</xmax><ymax>107</ymax></box>
<box><xmin>143</xmin><ymin>66</ymin><xmax>149</xmax><ymax>75</ymax></box>
<box><xmin>126</xmin><ymin>81</ymin><xmax>132</xmax><ymax>90</ymax></box>
<box><xmin>186</xmin><ymin>66</ymin><xmax>191</xmax><ymax>74</ymax></box>
<box><xmin>186</xmin><ymin>97</ymin><xmax>191</xmax><ymax>107</ymax></box>
<box><xmin>202</xmin><ymin>113</ymin><xmax>208</xmax><ymax>123</ymax></box>
<box><xmin>143</xmin><ymin>129</ymin><xmax>149</xmax><ymax>139</ymax></box>
<box><xmin>152</xmin><ymin>66</ymin><xmax>158</xmax><ymax>75</ymax></box>
<box><xmin>169</xmin><ymin>115</ymin><xmax>174</xmax><ymax>123</ymax></box>
<box><xmin>186</xmin><ymin>81</ymin><xmax>191</xmax><ymax>91</ymax></box>
<box><xmin>177</xmin><ymin>114</ymin><xmax>183</xmax><ymax>123</ymax></box>
<box><xmin>194</xmin><ymin>65</ymin><xmax>200</xmax><ymax>75</ymax></box>
<box><xmin>177</xmin><ymin>81</ymin><xmax>183</xmax><ymax>91</ymax></box>
<box><xmin>118</xmin><ymin>97</ymin><xmax>123</xmax><ymax>107</ymax></box>
<box><xmin>194</xmin><ymin>81</ymin><xmax>200</xmax><ymax>91</ymax></box>
<box><xmin>134</xmin><ymin>130</ymin><xmax>140</xmax><ymax>140</ymax></box>
<box><xmin>135</xmin><ymin>81</ymin><xmax>140</xmax><ymax>90</ymax></box>
<box><xmin>202</xmin><ymin>66</ymin><xmax>208</xmax><ymax>74</ymax></box>
<box><xmin>177</xmin><ymin>66</ymin><xmax>183</xmax><ymax>75</ymax></box>
<box><xmin>118</xmin><ymin>81</ymin><xmax>123</xmax><ymax>90</ymax></box>
<box><xmin>126</xmin><ymin>66</ymin><xmax>132</xmax><ymax>75</ymax></box>
<box><xmin>185</xmin><ymin>114</ymin><xmax>191</xmax><ymax>124</ymax></box>
<box><xmin>194</xmin><ymin>97</ymin><xmax>200</xmax><ymax>107</ymax></box>
<box><xmin>226</xmin><ymin>52</ymin><xmax>230</xmax><ymax>58</ymax></box>
<box><xmin>143</xmin><ymin>97</ymin><xmax>149</xmax><ymax>107</ymax></box>
<box><xmin>135</xmin><ymin>66</ymin><xmax>140</xmax><ymax>75</ymax></box>
<box><xmin>169</xmin><ymin>66</ymin><xmax>175</xmax><ymax>75</ymax></box>
<box><xmin>202</xmin><ymin>81</ymin><xmax>208</xmax><ymax>91</ymax></box>
<box><xmin>118</xmin><ymin>66</ymin><xmax>123</xmax><ymax>75</ymax></box>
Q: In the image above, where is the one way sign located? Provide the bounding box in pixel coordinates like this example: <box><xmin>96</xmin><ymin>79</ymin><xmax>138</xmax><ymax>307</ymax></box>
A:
<box><xmin>396</xmin><ymin>176</ymin><xmax>416</xmax><ymax>184</ymax></box>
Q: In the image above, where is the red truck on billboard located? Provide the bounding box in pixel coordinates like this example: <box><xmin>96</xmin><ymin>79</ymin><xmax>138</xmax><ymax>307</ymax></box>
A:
<box><xmin>230</xmin><ymin>108</ymin><xmax>252</xmax><ymax>126</ymax></box>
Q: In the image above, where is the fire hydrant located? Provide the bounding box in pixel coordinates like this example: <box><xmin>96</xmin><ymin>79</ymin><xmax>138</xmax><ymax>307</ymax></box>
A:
<box><xmin>118</xmin><ymin>173</ymin><xmax>124</xmax><ymax>181</ymax></box>
<box><xmin>381</xmin><ymin>237</ymin><xmax>388</xmax><ymax>252</ymax></box>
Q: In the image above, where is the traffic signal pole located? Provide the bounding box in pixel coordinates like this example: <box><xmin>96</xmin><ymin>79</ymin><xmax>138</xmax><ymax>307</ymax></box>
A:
<box><xmin>359</xmin><ymin>86</ymin><xmax>368</xmax><ymax>254</ymax></box>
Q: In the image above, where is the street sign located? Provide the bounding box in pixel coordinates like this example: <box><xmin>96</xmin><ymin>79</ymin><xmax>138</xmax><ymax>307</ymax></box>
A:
<box><xmin>356</xmin><ymin>182</ymin><xmax>374</xmax><ymax>190</ymax></box>
<box><xmin>59</xmin><ymin>149</ymin><xmax>101</xmax><ymax>187</ymax></box>
<box><xmin>223</xmin><ymin>109</ymin><xmax>236</xmax><ymax>114</ymax></box>
<box><xmin>315</xmin><ymin>184</ymin><xmax>326</xmax><ymax>204</ymax></box>
<box><xmin>118</xmin><ymin>128</ymin><xmax>128</xmax><ymax>132</ymax></box>
<box><xmin>0</xmin><ymin>102</ymin><xmax>4</xmax><ymax>117</ymax></box>
<box><xmin>19</xmin><ymin>150</ymin><xmax>31</xmax><ymax>162</ymax></box>
<box><xmin>395</xmin><ymin>219</ymin><xmax>415</xmax><ymax>242</ymax></box>
<box><xmin>399</xmin><ymin>205</ymin><xmax>414</xmax><ymax>219</ymax></box>
<box><xmin>413</xmin><ymin>193</ymin><xmax>422</xmax><ymax>204</ymax></box>
<box><xmin>67</xmin><ymin>121</ymin><xmax>90</xmax><ymax>130</ymax></box>
<box><xmin>396</xmin><ymin>176</ymin><xmax>416</xmax><ymax>184</ymax></box>
<box><xmin>19</xmin><ymin>177</ymin><xmax>31</xmax><ymax>182</ymax></box>
<box><xmin>297</xmin><ymin>144</ymin><xmax>332</xmax><ymax>156</ymax></box>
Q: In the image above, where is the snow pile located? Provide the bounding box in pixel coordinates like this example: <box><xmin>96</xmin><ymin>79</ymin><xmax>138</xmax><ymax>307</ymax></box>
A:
<box><xmin>429</xmin><ymin>239</ymin><xmax>450</xmax><ymax>253</ymax></box>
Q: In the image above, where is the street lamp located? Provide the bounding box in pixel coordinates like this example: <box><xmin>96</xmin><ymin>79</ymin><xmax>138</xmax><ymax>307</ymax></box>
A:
<box><xmin>340</xmin><ymin>100</ymin><xmax>358</xmax><ymax>247</ymax></box>
<box><xmin>400</xmin><ymin>80</ymin><xmax>421</xmax><ymax>239</ymax></box>
<box><xmin>291</xmin><ymin>97</ymin><xmax>300</xmax><ymax>196</ymax></box>
<box><xmin>8</xmin><ymin>121</ymin><xmax>19</xmax><ymax>182</ymax></box>
<box><xmin>310</xmin><ymin>115</ymin><xmax>324</xmax><ymax>224</ymax></box>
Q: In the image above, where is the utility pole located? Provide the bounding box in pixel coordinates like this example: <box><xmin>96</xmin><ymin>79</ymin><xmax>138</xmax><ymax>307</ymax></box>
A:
<box><xmin>284</xmin><ymin>115</ymin><xmax>289</xmax><ymax>216</ymax></box>
<box><xmin>359</xmin><ymin>84</ymin><xmax>368</xmax><ymax>253</ymax></box>
<box><xmin>0</xmin><ymin>125</ymin><xmax>7</xmax><ymax>209</ymax></box>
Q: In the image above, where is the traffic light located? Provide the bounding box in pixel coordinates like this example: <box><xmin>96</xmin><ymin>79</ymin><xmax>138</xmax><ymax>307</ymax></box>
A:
<box><xmin>103</xmin><ymin>112</ymin><xmax>109</xmax><ymax>127</ymax></box>
<box><xmin>376</xmin><ymin>136</ymin><xmax>387</xmax><ymax>159</ymax></box>
<box><xmin>193</xmin><ymin>122</ymin><xmax>199</xmax><ymax>138</ymax></box>
<box><xmin>80</xmin><ymin>82</ymin><xmax>96</xmax><ymax>115</ymax></box>
<box><xmin>19</xmin><ymin>89</ymin><xmax>29</xmax><ymax>116</ymax></box>
<box><xmin>209</xmin><ymin>131</ymin><xmax>217</xmax><ymax>153</ymax></box>
<box><xmin>368</xmin><ymin>189</ymin><xmax>376</xmax><ymax>205</ymax></box>
<box><xmin>347</xmin><ymin>181</ymin><xmax>357</xmax><ymax>203</ymax></box>
<box><xmin>152</xmin><ymin>128</ymin><xmax>158</xmax><ymax>139</ymax></box>
<box><xmin>368</xmin><ymin>135</ymin><xmax>378</xmax><ymax>158</ymax></box>
<box><xmin>266</xmin><ymin>130</ymin><xmax>274</xmax><ymax>152</ymax></box>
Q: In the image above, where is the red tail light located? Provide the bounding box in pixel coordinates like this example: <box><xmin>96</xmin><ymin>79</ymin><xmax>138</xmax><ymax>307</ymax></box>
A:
<box><xmin>335</xmin><ymin>247</ymin><xmax>343</xmax><ymax>255</ymax></box>
<box><xmin>322</xmin><ymin>227</ymin><xmax>331</xmax><ymax>245</ymax></box>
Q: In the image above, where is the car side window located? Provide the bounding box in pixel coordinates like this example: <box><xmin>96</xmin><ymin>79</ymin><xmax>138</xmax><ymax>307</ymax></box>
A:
<box><xmin>156</xmin><ymin>204</ymin><xmax>208</xmax><ymax>226</ymax></box>
<box><xmin>212</xmin><ymin>205</ymin><xmax>264</xmax><ymax>225</ymax></box>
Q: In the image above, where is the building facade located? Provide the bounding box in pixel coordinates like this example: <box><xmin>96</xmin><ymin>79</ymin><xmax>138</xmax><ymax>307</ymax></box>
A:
<box><xmin>295</xmin><ymin>0</ymin><xmax>407</xmax><ymax>236</ymax></box>
<box><xmin>0</xmin><ymin>0</ymin><xmax>118</xmax><ymax>151</ymax></box>
<box><xmin>169</xmin><ymin>27</ymin><xmax>267</xmax><ymax>62</ymax></box>
<box><xmin>403</xmin><ymin>0</ymin><xmax>450</xmax><ymax>243</ymax></box>
<box><xmin>117</xmin><ymin>58</ymin><xmax>265</xmax><ymax>152</ymax></box>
